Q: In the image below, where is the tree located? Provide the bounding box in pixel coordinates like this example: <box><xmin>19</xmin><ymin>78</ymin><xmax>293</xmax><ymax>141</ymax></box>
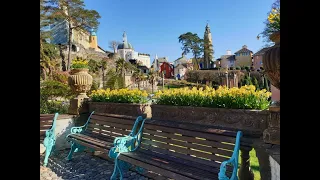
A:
<box><xmin>53</xmin><ymin>0</ymin><xmax>101</xmax><ymax>71</ymax></box>
<box><xmin>178</xmin><ymin>32</ymin><xmax>204</xmax><ymax>70</ymax></box>
<box><xmin>108</xmin><ymin>41</ymin><xmax>121</xmax><ymax>53</ymax></box>
<box><xmin>147</xmin><ymin>69</ymin><xmax>158</xmax><ymax>93</ymax></box>
<box><xmin>132</xmin><ymin>68</ymin><xmax>144</xmax><ymax>89</ymax></box>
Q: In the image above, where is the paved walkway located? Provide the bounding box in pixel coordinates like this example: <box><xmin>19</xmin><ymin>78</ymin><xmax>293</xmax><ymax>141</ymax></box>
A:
<box><xmin>40</xmin><ymin>150</ymin><xmax>149</xmax><ymax>180</ymax></box>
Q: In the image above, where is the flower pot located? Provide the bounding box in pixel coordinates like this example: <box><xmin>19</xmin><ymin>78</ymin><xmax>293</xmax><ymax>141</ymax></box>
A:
<box><xmin>151</xmin><ymin>104</ymin><xmax>269</xmax><ymax>134</ymax></box>
<box><xmin>68</xmin><ymin>68</ymin><xmax>93</xmax><ymax>98</ymax></box>
<box><xmin>262</xmin><ymin>31</ymin><xmax>280</xmax><ymax>90</ymax></box>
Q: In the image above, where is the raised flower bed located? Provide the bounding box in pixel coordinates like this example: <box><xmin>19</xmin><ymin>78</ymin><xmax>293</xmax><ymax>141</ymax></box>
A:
<box><xmin>152</xmin><ymin>85</ymin><xmax>271</xmax><ymax>133</ymax></box>
<box><xmin>89</xmin><ymin>88</ymin><xmax>150</xmax><ymax>117</ymax></box>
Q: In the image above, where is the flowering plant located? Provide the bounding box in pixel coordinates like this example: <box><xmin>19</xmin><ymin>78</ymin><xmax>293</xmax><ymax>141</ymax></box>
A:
<box><xmin>71</xmin><ymin>57</ymin><xmax>89</xmax><ymax>69</ymax></box>
<box><xmin>90</xmin><ymin>88</ymin><xmax>148</xmax><ymax>104</ymax></box>
<box><xmin>154</xmin><ymin>85</ymin><xmax>271</xmax><ymax>110</ymax></box>
<box><xmin>257</xmin><ymin>0</ymin><xmax>280</xmax><ymax>41</ymax></box>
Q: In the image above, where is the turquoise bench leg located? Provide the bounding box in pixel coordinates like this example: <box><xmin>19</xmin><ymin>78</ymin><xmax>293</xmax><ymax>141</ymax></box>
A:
<box><xmin>43</xmin><ymin>143</ymin><xmax>53</xmax><ymax>167</ymax></box>
<box><xmin>67</xmin><ymin>142</ymin><xmax>77</xmax><ymax>160</ymax></box>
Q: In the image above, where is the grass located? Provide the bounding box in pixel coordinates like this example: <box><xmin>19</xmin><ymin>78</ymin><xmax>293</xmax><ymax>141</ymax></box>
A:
<box><xmin>239</xmin><ymin>148</ymin><xmax>261</xmax><ymax>180</ymax></box>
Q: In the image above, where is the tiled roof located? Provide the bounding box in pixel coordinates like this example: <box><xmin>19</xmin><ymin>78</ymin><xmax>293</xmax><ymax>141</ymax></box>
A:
<box><xmin>253</xmin><ymin>47</ymin><xmax>271</xmax><ymax>56</ymax></box>
<box><xmin>221</xmin><ymin>55</ymin><xmax>236</xmax><ymax>61</ymax></box>
<box><xmin>235</xmin><ymin>47</ymin><xmax>253</xmax><ymax>54</ymax></box>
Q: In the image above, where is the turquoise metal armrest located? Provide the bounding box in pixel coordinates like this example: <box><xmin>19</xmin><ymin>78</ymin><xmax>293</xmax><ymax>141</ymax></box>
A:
<box><xmin>67</xmin><ymin>111</ymin><xmax>94</xmax><ymax>138</ymax></box>
<box><xmin>218</xmin><ymin>131</ymin><xmax>242</xmax><ymax>180</ymax></box>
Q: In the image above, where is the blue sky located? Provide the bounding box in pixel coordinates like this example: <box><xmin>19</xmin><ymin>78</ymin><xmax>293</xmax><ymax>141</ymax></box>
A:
<box><xmin>84</xmin><ymin>0</ymin><xmax>274</xmax><ymax>62</ymax></box>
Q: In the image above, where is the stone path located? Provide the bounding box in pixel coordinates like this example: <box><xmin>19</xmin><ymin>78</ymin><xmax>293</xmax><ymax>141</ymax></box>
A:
<box><xmin>40</xmin><ymin>150</ymin><xmax>150</xmax><ymax>180</ymax></box>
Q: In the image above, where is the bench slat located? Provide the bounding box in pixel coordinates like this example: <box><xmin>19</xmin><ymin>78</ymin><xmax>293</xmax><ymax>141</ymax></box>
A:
<box><xmin>120</xmin><ymin>152</ymin><xmax>219</xmax><ymax>180</ymax></box>
<box><xmin>143</xmin><ymin>128</ymin><xmax>235</xmax><ymax>151</ymax></box>
<box><xmin>141</xmin><ymin>139</ymin><xmax>229</xmax><ymax>162</ymax></box>
<box><xmin>119</xmin><ymin>154</ymin><xmax>196</xmax><ymax>180</ymax></box>
<box><xmin>144</xmin><ymin>123</ymin><xmax>236</xmax><ymax>144</ymax></box>
<box><xmin>68</xmin><ymin>134</ymin><xmax>113</xmax><ymax>148</ymax></box>
<box><xmin>91</xmin><ymin>114</ymin><xmax>136</xmax><ymax>125</ymax></box>
<box><xmin>142</xmin><ymin>133</ymin><xmax>233</xmax><ymax>157</ymax></box>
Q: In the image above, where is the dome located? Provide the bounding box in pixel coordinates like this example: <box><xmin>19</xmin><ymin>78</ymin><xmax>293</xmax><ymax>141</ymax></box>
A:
<box><xmin>117</xmin><ymin>42</ymin><xmax>133</xmax><ymax>50</ymax></box>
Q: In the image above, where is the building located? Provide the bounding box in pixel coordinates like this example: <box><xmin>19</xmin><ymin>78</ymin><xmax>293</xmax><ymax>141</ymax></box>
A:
<box><xmin>174</xmin><ymin>64</ymin><xmax>188</xmax><ymax>80</ymax></box>
<box><xmin>216</xmin><ymin>50</ymin><xmax>236</xmax><ymax>68</ymax></box>
<box><xmin>44</xmin><ymin>17</ymin><xmax>107</xmax><ymax>54</ymax></box>
<box><xmin>203</xmin><ymin>23</ymin><xmax>214</xmax><ymax>69</ymax></box>
<box><xmin>160</xmin><ymin>62</ymin><xmax>174</xmax><ymax>78</ymax></box>
<box><xmin>152</xmin><ymin>55</ymin><xmax>169</xmax><ymax>72</ymax></box>
<box><xmin>253</xmin><ymin>47</ymin><xmax>270</xmax><ymax>70</ymax></box>
<box><xmin>234</xmin><ymin>45</ymin><xmax>253</xmax><ymax>67</ymax></box>
<box><xmin>117</xmin><ymin>32</ymin><xmax>151</xmax><ymax>68</ymax></box>
<box><xmin>173</xmin><ymin>53</ymin><xmax>190</xmax><ymax>66</ymax></box>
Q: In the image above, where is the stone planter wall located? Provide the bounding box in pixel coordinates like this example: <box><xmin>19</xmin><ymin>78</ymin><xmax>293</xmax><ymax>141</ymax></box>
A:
<box><xmin>151</xmin><ymin>104</ymin><xmax>269</xmax><ymax>135</ymax></box>
<box><xmin>89</xmin><ymin>102</ymin><xmax>151</xmax><ymax>118</ymax></box>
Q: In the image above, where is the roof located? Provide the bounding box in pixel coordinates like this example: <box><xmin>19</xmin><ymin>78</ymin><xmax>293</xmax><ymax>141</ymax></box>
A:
<box><xmin>174</xmin><ymin>55</ymin><xmax>188</xmax><ymax>62</ymax></box>
<box><xmin>221</xmin><ymin>55</ymin><xmax>236</xmax><ymax>61</ymax></box>
<box><xmin>138</xmin><ymin>65</ymin><xmax>149</xmax><ymax>70</ymax></box>
<box><xmin>235</xmin><ymin>45</ymin><xmax>253</xmax><ymax>54</ymax></box>
<box><xmin>117</xmin><ymin>42</ymin><xmax>133</xmax><ymax>50</ymax></box>
<box><xmin>157</xmin><ymin>57</ymin><xmax>168</xmax><ymax>63</ymax></box>
<box><xmin>253</xmin><ymin>47</ymin><xmax>271</xmax><ymax>56</ymax></box>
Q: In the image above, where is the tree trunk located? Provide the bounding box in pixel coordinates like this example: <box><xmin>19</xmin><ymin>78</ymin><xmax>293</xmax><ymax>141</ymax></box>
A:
<box><xmin>151</xmin><ymin>82</ymin><xmax>154</xmax><ymax>93</ymax></box>
<box><xmin>67</xmin><ymin>23</ymin><xmax>73</xmax><ymax>70</ymax></box>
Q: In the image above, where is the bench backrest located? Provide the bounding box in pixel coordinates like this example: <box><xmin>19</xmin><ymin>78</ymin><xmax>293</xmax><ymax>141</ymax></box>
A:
<box><xmin>139</xmin><ymin>119</ymin><xmax>240</xmax><ymax>172</ymax></box>
<box><xmin>40</xmin><ymin>113</ymin><xmax>58</xmax><ymax>139</ymax></box>
<box><xmin>85</xmin><ymin>113</ymin><xmax>139</xmax><ymax>141</ymax></box>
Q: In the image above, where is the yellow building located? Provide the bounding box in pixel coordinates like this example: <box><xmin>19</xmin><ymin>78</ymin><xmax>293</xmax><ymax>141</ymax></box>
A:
<box><xmin>234</xmin><ymin>45</ymin><xmax>253</xmax><ymax>67</ymax></box>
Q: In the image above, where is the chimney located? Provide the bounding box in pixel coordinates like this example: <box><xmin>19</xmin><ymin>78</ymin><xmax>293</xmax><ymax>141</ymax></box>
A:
<box><xmin>226</xmin><ymin>50</ymin><xmax>231</xmax><ymax>55</ymax></box>
<box><xmin>242</xmin><ymin>45</ymin><xmax>247</xmax><ymax>49</ymax></box>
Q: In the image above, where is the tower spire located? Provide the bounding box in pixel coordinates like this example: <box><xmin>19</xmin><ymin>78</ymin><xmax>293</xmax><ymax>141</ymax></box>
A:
<box><xmin>123</xmin><ymin>31</ymin><xmax>127</xmax><ymax>43</ymax></box>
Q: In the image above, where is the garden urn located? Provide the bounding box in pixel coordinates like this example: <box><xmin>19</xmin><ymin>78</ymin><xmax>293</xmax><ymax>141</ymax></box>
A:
<box><xmin>262</xmin><ymin>31</ymin><xmax>280</xmax><ymax>90</ymax></box>
<box><xmin>68</xmin><ymin>68</ymin><xmax>93</xmax><ymax>98</ymax></box>
<box><xmin>68</xmin><ymin>68</ymin><xmax>92</xmax><ymax>114</ymax></box>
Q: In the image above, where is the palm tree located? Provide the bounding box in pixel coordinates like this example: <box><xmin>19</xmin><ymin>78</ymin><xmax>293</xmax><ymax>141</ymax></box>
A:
<box><xmin>147</xmin><ymin>69</ymin><xmax>158</xmax><ymax>93</ymax></box>
<box><xmin>132</xmin><ymin>68</ymin><xmax>145</xmax><ymax>89</ymax></box>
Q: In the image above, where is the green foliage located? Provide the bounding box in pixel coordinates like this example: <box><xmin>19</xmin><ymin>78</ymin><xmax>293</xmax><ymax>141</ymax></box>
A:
<box><xmin>104</xmin><ymin>69</ymin><xmax>125</xmax><ymax>89</ymax></box>
<box><xmin>155</xmin><ymin>85</ymin><xmax>271</xmax><ymax>110</ymax></box>
<box><xmin>178</xmin><ymin>32</ymin><xmax>204</xmax><ymax>69</ymax></box>
<box><xmin>236</xmin><ymin>66</ymin><xmax>241</xmax><ymax>70</ymax></box>
<box><xmin>52</xmin><ymin>71</ymin><xmax>69</xmax><ymax>84</ymax></box>
<box><xmin>90</xmin><ymin>89</ymin><xmax>148</xmax><ymax>104</ymax></box>
<box><xmin>40</xmin><ymin>100</ymin><xmax>69</xmax><ymax>114</ymax></box>
<box><xmin>40</xmin><ymin>80</ymin><xmax>72</xmax><ymax>114</ymax></box>
<box><xmin>40</xmin><ymin>80</ymin><xmax>73</xmax><ymax>100</ymax></box>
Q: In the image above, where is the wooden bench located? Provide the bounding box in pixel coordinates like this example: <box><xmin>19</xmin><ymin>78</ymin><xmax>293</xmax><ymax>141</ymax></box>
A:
<box><xmin>40</xmin><ymin>113</ymin><xmax>58</xmax><ymax>167</ymax></box>
<box><xmin>66</xmin><ymin>111</ymin><xmax>145</xmax><ymax>161</ymax></box>
<box><xmin>109</xmin><ymin>119</ymin><xmax>244</xmax><ymax>180</ymax></box>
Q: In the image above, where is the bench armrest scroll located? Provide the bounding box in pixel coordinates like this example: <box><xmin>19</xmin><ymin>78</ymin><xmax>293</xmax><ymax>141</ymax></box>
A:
<box><xmin>218</xmin><ymin>131</ymin><xmax>242</xmax><ymax>180</ymax></box>
<box><xmin>45</xmin><ymin>113</ymin><xmax>59</xmax><ymax>137</ymax></box>
<box><xmin>70</xmin><ymin>111</ymin><xmax>94</xmax><ymax>134</ymax></box>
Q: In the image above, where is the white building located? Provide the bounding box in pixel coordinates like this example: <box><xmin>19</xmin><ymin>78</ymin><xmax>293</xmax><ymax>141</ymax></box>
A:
<box><xmin>117</xmin><ymin>32</ymin><xmax>151</xmax><ymax>68</ymax></box>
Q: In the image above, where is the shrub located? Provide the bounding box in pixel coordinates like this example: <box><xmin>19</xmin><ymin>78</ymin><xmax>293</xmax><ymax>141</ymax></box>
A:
<box><xmin>236</xmin><ymin>66</ymin><xmax>241</xmax><ymax>70</ymax></box>
<box><xmin>40</xmin><ymin>100</ymin><xmax>69</xmax><ymax>114</ymax></box>
<box><xmin>90</xmin><ymin>88</ymin><xmax>148</xmax><ymax>104</ymax></box>
<box><xmin>40</xmin><ymin>80</ymin><xmax>73</xmax><ymax>100</ymax></box>
<box><xmin>52</xmin><ymin>71</ymin><xmax>69</xmax><ymax>84</ymax></box>
<box><xmin>154</xmin><ymin>85</ymin><xmax>271</xmax><ymax>110</ymax></box>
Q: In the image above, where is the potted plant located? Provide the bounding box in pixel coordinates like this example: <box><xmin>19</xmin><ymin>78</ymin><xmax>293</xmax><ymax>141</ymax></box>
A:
<box><xmin>151</xmin><ymin>85</ymin><xmax>271</xmax><ymax>133</ymax></box>
<box><xmin>68</xmin><ymin>57</ymin><xmax>93</xmax><ymax>115</ymax></box>
<box><xmin>88</xmin><ymin>88</ymin><xmax>150</xmax><ymax>117</ymax></box>
<box><xmin>68</xmin><ymin>57</ymin><xmax>93</xmax><ymax>98</ymax></box>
